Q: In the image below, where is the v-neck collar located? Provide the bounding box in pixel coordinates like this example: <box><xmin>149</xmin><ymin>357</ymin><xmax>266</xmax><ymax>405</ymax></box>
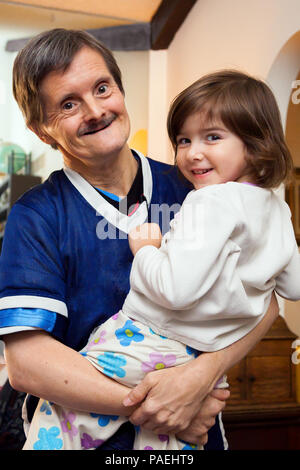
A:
<box><xmin>63</xmin><ymin>150</ymin><xmax>153</xmax><ymax>234</ymax></box>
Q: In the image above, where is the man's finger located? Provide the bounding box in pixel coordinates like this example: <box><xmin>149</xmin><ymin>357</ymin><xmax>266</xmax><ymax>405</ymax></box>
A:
<box><xmin>123</xmin><ymin>381</ymin><xmax>149</xmax><ymax>407</ymax></box>
<box><xmin>210</xmin><ymin>388</ymin><xmax>230</xmax><ymax>401</ymax></box>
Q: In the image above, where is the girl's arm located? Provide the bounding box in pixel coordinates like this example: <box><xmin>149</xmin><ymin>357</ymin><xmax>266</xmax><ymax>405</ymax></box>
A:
<box><xmin>128</xmin><ymin>193</ymin><xmax>239</xmax><ymax>311</ymax></box>
<box><xmin>275</xmin><ymin>241</ymin><xmax>300</xmax><ymax>300</ymax></box>
<box><xmin>4</xmin><ymin>329</ymin><xmax>137</xmax><ymax>416</ymax></box>
<box><xmin>124</xmin><ymin>293</ymin><xmax>279</xmax><ymax>435</ymax></box>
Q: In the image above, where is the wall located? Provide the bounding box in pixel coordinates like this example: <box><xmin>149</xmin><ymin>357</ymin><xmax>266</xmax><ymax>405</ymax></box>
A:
<box><xmin>167</xmin><ymin>0</ymin><xmax>300</xmax><ymax>101</ymax></box>
<box><xmin>148</xmin><ymin>0</ymin><xmax>300</xmax><ymax>163</ymax></box>
<box><xmin>0</xmin><ymin>2</ymin><xmax>149</xmax><ymax>180</ymax></box>
<box><xmin>147</xmin><ymin>50</ymin><xmax>170</xmax><ymax>162</ymax></box>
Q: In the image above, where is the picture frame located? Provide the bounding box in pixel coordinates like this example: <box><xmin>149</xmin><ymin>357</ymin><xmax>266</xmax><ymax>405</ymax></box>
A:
<box><xmin>285</xmin><ymin>167</ymin><xmax>300</xmax><ymax>245</ymax></box>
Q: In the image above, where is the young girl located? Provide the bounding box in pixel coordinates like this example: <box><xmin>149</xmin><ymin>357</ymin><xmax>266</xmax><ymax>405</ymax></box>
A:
<box><xmin>23</xmin><ymin>70</ymin><xmax>300</xmax><ymax>451</ymax></box>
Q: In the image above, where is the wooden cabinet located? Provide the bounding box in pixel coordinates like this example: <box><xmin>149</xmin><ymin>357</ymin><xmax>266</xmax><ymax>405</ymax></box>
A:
<box><xmin>223</xmin><ymin>316</ymin><xmax>300</xmax><ymax>450</ymax></box>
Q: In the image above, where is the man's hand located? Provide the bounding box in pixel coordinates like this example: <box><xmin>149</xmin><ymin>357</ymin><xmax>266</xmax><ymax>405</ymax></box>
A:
<box><xmin>123</xmin><ymin>352</ymin><xmax>227</xmax><ymax>435</ymax></box>
<box><xmin>128</xmin><ymin>223</ymin><xmax>162</xmax><ymax>256</ymax></box>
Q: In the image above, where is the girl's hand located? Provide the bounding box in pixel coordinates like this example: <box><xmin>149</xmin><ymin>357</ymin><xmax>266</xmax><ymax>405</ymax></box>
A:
<box><xmin>128</xmin><ymin>223</ymin><xmax>162</xmax><ymax>256</ymax></box>
<box><xmin>123</xmin><ymin>351</ymin><xmax>227</xmax><ymax>434</ymax></box>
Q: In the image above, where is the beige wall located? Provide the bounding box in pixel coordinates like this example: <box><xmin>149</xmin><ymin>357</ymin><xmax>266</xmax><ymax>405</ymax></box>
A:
<box><xmin>167</xmin><ymin>0</ymin><xmax>300</xmax><ymax>100</ymax></box>
<box><xmin>147</xmin><ymin>0</ymin><xmax>300</xmax><ymax>335</ymax></box>
<box><xmin>147</xmin><ymin>0</ymin><xmax>300</xmax><ymax>164</ymax></box>
<box><xmin>147</xmin><ymin>50</ymin><xmax>170</xmax><ymax>162</ymax></box>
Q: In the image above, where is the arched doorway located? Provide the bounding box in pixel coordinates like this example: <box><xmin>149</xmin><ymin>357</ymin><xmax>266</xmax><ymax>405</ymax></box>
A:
<box><xmin>267</xmin><ymin>31</ymin><xmax>300</xmax><ymax>337</ymax></box>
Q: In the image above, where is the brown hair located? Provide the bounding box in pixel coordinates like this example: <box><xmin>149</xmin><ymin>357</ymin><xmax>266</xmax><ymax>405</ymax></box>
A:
<box><xmin>13</xmin><ymin>28</ymin><xmax>124</xmax><ymax>137</ymax></box>
<box><xmin>167</xmin><ymin>70</ymin><xmax>294</xmax><ymax>188</ymax></box>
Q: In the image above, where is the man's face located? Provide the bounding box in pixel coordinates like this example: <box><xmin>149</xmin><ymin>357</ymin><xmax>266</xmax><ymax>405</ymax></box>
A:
<box><xmin>38</xmin><ymin>46</ymin><xmax>130</xmax><ymax>165</ymax></box>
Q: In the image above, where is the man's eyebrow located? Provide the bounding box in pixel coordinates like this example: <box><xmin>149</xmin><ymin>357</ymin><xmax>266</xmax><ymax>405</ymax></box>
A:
<box><xmin>58</xmin><ymin>93</ymin><xmax>76</xmax><ymax>105</ymax></box>
<box><xmin>57</xmin><ymin>75</ymin><xmax>113</xmax><ymax>105</ymax></box>
<box><xmin>95</xmin><ymin>75</ymin><xmax>113</xmax><ymax>84</ymax></box>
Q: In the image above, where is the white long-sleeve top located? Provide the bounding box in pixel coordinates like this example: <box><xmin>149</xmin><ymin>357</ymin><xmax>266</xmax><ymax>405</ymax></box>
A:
<box><xmin>123</xmin><ymin>182</ymin><xmax>300</xmax><ymax>351</ymax></box>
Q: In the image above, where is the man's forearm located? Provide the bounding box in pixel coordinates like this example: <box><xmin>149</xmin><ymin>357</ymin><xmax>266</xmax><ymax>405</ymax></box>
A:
<box><xmin>4</xmin><ymin>330</ymin><xmax>137</xmax><ymax>416</ymax></box>
<box><xmin>217</xmin><ymin>293</ymin><xmax>279</xmax><ymax>373</ymax></box>
<box><xmin>192</xmin><ymin>293</ymin><xmax>279</xmax><ymax>389</ymax></box>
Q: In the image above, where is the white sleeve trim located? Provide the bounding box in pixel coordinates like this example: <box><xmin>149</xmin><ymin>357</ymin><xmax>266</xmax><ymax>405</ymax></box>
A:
<box><xmin>0</xmin><ymin>326</ymin><xmax>42</xmax><ymax>335</ymax></box>
<box><xmin>0</xmin><ymin>296</ymin><xmax>68</xmax><ymax>317</ymax></box>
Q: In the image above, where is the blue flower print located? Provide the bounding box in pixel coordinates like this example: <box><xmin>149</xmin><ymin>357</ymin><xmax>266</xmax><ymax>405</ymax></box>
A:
<box><xmin>149</xmin><ymin>327</ymin><xmax>167</xmax><ymax>339</ymax></box>
<box><xmin>115</xmin><ymin>319</ymin><xmax>144</xmax><ymax>347</ymax></box>
<box><xmin>33</xmin><ymin>427</ymin><xmax>63</xmax><ymax>450</ymax></box>
<box><xmin>90</xmin><ymin>413</ymin><xmax>119</xmax><ymax>427</ymax></box>
<box><xmin>182</xmin><ymin>443</ymin><xmax>198</xmax><ymax>450</ymax></box>
<box><xmin>40</xmin><ymin>400</ymin><xmax>52</xmax><ymax>415</ymax></box>
<box><xmin>97</xmin><ymin>351</ymin><xmax>126</xmax><ymax>378</ymax></box>
<box><xmin>186</xmin><ymin>345</ymin><xmax>200</xmax><ymax>358</ymax></box>
<box><xmin>179</xmin><ymin>438</ymin><xmax>198</xmax><ymax>450</ymax></box>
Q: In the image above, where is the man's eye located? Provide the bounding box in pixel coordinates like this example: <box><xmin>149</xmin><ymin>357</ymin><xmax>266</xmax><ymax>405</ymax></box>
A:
<box><xmin>62</xmin><ymin>102</ymin><xmax>74</xmax><ymax>110</ymax></box>
<box><xmin>98</xmin><ymin>84</ymin><xmax>108</xmax><ymax>94</ymax></box>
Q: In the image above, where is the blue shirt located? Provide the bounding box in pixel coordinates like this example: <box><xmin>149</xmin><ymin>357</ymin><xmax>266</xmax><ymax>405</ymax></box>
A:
<box><xmin>0</xmin><ymin>153</ymin><xmax>190</xmax><ymax>350</ymax></box>
<box><xmin>0</xmin><ymin>152</ymin><xmax>225</xmax><ymax>449</ymax></box>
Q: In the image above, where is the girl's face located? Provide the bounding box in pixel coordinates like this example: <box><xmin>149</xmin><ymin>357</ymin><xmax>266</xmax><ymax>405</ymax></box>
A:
<box><xmin>175</xmin><ymin>111</ymin><xmax>250</xmax><ymax>190</ymax></box>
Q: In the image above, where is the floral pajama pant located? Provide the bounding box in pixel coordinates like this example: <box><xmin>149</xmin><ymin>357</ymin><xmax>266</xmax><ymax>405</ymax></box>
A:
<box><xmin>23</xmin><ymin>310</ymin><xmax>227</xmax><ymax>450</ymax></box>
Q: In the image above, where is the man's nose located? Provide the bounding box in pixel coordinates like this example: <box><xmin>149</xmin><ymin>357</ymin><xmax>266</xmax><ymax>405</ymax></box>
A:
<box><xmin>83</xmin><ymin>97</ymin><xmax>104</xmax><ymax>121</ymax></box>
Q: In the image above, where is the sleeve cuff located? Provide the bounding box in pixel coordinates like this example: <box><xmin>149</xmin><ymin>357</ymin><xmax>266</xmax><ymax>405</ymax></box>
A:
<box><xmin>0</xmin><ymin>308</ymin><xmax>67</xmax><ymax>341</ymax></box>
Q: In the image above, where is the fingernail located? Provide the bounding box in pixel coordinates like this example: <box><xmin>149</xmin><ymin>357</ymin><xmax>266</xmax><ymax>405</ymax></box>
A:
<box><xmin>123</xmin><ymin>397</ymin><xmax>133</xmax><ymax>407</ymax></box>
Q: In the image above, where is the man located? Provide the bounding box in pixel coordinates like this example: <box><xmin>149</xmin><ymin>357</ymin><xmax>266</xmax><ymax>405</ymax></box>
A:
<box><xmin>0</xmin><ymin>29</ymin><xmax>278</xmax><ymax>450</ymax></box>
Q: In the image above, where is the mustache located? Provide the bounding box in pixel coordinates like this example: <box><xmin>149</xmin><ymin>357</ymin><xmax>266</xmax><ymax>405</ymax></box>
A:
<box><xmin>78</xmin><ymin>114</ymin><xmax>117</xmax><ymax>136</ymax></box>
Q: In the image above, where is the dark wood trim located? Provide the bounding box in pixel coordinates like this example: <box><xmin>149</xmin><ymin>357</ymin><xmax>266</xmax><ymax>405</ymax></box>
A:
<box><xmin>5</xmin><ymin>23</ymin><xmax>151</xmax><ymax>52</ymax></box>
<box><xmin>6</xmin><ymin>1</ymin><xmax>198</xmax><ymax>52</ymax></box>
<box><xmin>5</xmin><ymin>37</ymin><xmax>30</xmax><ymax>52</ymax></box>
<box><xmin>86</xmin><ymin>23</ymin><xmax>151</xmax><ymax>51</ymax></box>
<box><xmin>150</xmin><ymin>0</ymin><xmax>198</xmax><ymax>50</ymax></box>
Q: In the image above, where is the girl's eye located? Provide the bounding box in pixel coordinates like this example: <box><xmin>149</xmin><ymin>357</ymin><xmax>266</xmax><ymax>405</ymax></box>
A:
<box><xmin>177</xmin><ymin>137</ymin><xmax>190</xmax><ymax>146</ymax></box>
<box><xmin>207</xmin><ymin>134</ymin><xmax>220</xmax><ymax>141</ymax></box>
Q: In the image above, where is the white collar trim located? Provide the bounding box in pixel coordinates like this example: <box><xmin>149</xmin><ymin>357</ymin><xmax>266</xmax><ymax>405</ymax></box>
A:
<box><xmin>63</xmin><ymin>150</ymin><xmax>153</xmax><ymax>234</ymax></box>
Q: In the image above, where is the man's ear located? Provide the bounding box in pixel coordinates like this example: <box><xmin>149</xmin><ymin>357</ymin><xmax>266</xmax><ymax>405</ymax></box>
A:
<box><xmin>28</xmin><ymin>123</ymin><xmax>56</xmax><ymax>146</ymax></box>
